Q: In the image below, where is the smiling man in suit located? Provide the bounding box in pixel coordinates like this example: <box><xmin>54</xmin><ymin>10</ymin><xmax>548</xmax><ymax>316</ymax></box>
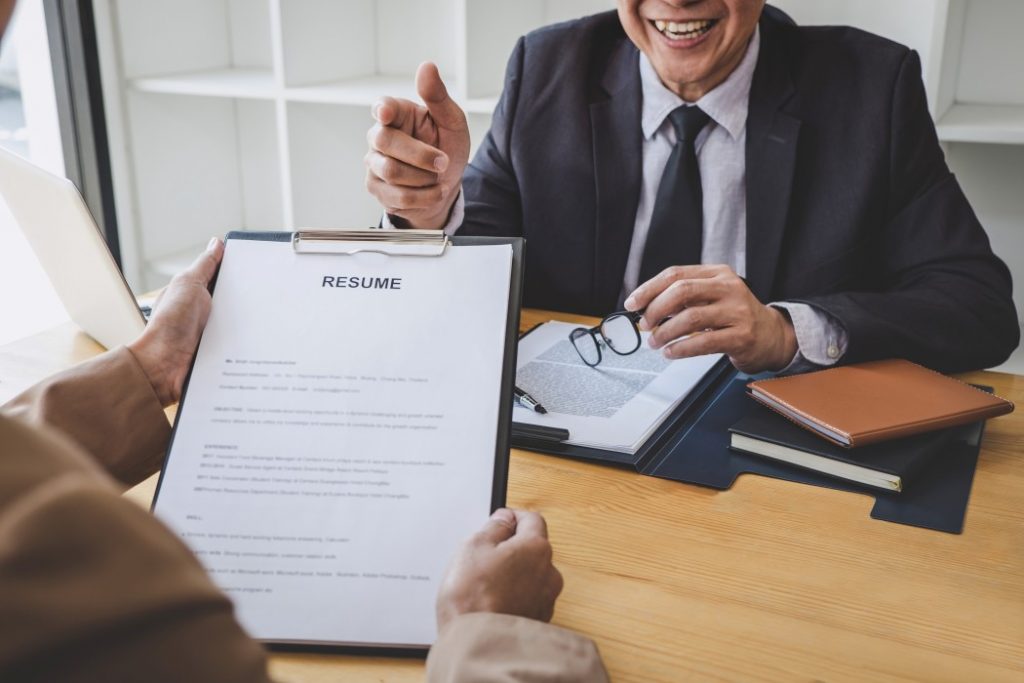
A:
<box><xmin>365</xmin><ymin>0</ymin><xmax>1019</xmax><ymax>375</ymax></box>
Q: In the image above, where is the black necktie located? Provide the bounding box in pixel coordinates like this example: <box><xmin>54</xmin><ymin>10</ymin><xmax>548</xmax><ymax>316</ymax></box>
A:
<box><xmin>638</xmin><ymin>105</ymin><xmax>711</xmax><ymax>284</ymax></box>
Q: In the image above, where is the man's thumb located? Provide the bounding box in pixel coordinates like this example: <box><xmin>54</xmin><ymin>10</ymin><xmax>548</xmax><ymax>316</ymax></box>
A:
<box><xmin>416</xmin><ymin>62</ymin><xmax>467</xmax><ymax>132</ymax></box>
<box><xmin>474</xmin><ymin>508</ymin><xmax>518</xmax><ymax>546</ymax></box>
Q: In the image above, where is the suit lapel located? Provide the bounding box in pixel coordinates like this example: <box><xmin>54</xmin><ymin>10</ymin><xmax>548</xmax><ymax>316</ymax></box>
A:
<box><xmin>745</xmin><ymin>16</ymin><xmax>801</xmax><ymax>301</ymax></box>
<box><xmin>590</xmin><ymin>39</ymin><xmax>642</xmax><ymax>312</ymax></box>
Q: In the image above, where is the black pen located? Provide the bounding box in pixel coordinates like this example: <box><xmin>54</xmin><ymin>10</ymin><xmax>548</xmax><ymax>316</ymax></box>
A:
<box><xmin>514</xmin><ymin>385</ymin><xmax>547</xmax><ymax>414</ymax></box>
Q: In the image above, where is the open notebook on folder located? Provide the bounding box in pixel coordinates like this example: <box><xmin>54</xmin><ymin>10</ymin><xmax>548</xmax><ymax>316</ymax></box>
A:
<box><xmin>513</xmin><ymin>321</ymin><xmax>725</xmax><ymax>456</ymax></box>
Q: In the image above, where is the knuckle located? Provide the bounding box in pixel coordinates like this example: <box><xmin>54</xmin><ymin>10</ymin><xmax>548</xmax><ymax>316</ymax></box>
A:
<box><xmin>551</xmin><ymin>568</ymin><xmax>565</xmax><ymax>595</ymax></box>
<box><xmin>671</xmin><ymin>278</ymin><xmax>692</xmax><ymax>298</ymax></box>
<box><xmin>735</xmin><ymin>331</ymin><xmax>755</xmax><ymax>350</ymax></box>
<box><xmin>524</xmin><ymin>536</ymin><xmax>552</xmax><ymax>559</ymax></box>
<box><xmin>371</xmin><ymin>126</ymin><xmax>389</xmax><ymax>150</ymax></box>
<box><xmin>379</xmin><ymin>157</ymin><xmax>399</xmax><ymax>182</ymax></box>
<box><xmin>665</xmin><ymin>341</ymin><xmax>686</xmax><ymax>359</ymax></box>
<box><xmin>417</xmin><ymin>148</ymin><xmax>437</xmax><ymax>168</ymax></box>
<box><xmin>396</xmin><ymin>188</ymin><xmax>416</xmax><ymax>207</ymax></box>
<box><xmin>683</xmin><ymin>308</ymin><xmax>703</xmax><ymax>330</ymax></box>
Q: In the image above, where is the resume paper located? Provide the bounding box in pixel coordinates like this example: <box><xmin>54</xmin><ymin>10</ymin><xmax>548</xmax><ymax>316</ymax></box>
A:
<box><xmin>153</xmin><ymin>238</ymin><xmax>513</xmax><ymax>648</ymax></box>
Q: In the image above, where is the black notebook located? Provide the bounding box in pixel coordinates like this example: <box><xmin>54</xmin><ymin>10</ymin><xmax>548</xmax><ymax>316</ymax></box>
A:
<box><xmin>729</xmin><ymin>410</ymin><xmax>957</xmax><ymax>491</ymax></box>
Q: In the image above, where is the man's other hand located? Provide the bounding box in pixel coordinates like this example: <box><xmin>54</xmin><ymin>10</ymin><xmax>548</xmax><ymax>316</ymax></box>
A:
<box><xmin>436</xmin><ymin>509</ymin><xmax>564</xmax><ymax>632</ymax></box>
<box><xmin>128</xmin><ymin>237</ymin><xmax>224</xmax><ymax>406</ymax></box>
<box><xmin>624</xmin><ymin>264</ymin><xmax>798</xmax><ymax>373</ymax></box>
<box><xmin>366</xmin><ymin>62</ymin><xmax>470</xmax><ymax>230</ymax></box>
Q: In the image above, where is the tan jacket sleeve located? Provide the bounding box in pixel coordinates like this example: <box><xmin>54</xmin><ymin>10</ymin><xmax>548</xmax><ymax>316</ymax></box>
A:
<box><xmin>1</xmin><ymin>350</ymin><xmax>606</xmax><ymax>681</ymax></box>
<box><xmin>1</xmin><ymin>347</ymin><xmax>171</xmax><ymax>486</ymax></box>
<box><xmin>0</xmin><ymin>414</ymin><xmax>272</xmax><ymax>683</ymax></box>
<box><xmin>427</xmin><ymin>613</ymin><xmax>609</xmax><ymax>682</ymax></box>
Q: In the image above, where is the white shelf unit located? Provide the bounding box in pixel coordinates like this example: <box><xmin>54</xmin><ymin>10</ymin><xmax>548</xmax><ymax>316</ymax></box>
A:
<box><xmin>93</xmin><ymin>0</ymin><xmax>614</xmax><ymax>290</ymax></box>
<box><xmin>773</xmin><ymin>0</ymin><xmax>1024</xmax><ymax>374</ymax></box>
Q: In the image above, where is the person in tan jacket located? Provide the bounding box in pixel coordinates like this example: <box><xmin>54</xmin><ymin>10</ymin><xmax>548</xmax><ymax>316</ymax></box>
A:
<box><xmin>0</xmin><ymin>235</ymin><xmax>609</xmax><ymax>682</ymax></box>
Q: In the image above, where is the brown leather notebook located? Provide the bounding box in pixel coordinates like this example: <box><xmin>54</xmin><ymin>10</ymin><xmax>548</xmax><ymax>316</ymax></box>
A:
<box><xmin>747</xmin><ymin>359</ymin><xmax>1014</xmax><ymax>447</ymax></box>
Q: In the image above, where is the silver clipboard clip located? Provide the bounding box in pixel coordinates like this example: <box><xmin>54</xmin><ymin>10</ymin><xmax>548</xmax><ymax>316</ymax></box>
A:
<box><xmin>291</xmin><ymin>229</ymin><xmax>450</xmax><ymax>257</ymax></box>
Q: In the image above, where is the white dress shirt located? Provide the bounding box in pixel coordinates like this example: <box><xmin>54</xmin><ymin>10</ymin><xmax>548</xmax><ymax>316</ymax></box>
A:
<box><xmin>385</xmin><ymin>27</ymin><xmax>848</xmax><ymax>370</ymax></box>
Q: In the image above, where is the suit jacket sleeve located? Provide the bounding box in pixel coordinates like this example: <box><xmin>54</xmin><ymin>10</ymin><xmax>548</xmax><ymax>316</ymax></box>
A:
<box><xmin>427</xmin><ymin>613</ymin><xmax>609</xmax><ymax>682</ymax></box>
<box><xmin>793</xmin><ymin>50</ymin><xmax>1020</xmax><ymax>373</ymax></box>
<box><xmin>1</xmin><ymin>347</ymin><xmax>171</xmax><ymax>487</ymax></box>
<box><xmin>460</xmin><ymin>37</ymin><xmax>526</xmax><ymax>237</ymax></box>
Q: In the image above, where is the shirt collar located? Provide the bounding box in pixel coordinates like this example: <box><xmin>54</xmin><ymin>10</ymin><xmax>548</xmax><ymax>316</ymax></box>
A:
<box><xmin>640</xmin><ymin>25</ymin><xmax>760</xmax><ymax>142</ymax></box>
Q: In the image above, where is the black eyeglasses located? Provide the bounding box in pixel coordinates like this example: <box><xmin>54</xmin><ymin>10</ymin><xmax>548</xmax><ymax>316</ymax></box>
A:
<box><xmin>569</xmin><ymin>310</ymin><xmax>644</xmax><ymax>367</ymax></box>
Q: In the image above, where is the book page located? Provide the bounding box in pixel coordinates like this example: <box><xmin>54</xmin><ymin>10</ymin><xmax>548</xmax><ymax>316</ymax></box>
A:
<box><xmin>153</xmin><ymin>238</ymin><xmax>512</xmax><ymax>648</ymax></box>
<box><xmin>514</xmin><ymin>322</ymin><xmax>723</xmax><ymax>452</ymax></box>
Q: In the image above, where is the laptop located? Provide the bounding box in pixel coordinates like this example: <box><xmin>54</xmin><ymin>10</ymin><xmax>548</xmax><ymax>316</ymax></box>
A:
<box><xmin>0</xmin><ymin>147</ymin><xmax>147</xmax><ymax>350</ymax></box>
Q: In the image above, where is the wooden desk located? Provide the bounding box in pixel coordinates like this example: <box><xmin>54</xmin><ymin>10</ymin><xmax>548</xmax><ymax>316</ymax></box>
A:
<box><xmin>2</xmin><ymin>310</ymin><xmax>1022</xmax><ymax>682</ymax></box>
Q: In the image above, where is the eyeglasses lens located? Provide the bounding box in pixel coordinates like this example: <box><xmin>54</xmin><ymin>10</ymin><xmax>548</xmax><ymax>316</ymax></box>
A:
<box><xmin>601</xmin><ymin>314</ymin><xmax>641</xmax><ymax>354</ymax></box>
<box><xmin>570</xmin><ymin>328</ymin><xmax>601</xmax><ymax>366</ymax></box>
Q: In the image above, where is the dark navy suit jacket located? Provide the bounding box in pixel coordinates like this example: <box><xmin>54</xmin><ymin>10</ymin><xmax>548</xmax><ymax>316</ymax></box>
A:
<box><xmin>458</xmin><ymin>8</ymin><xmax>1019</xmax><ymax>373</ymax></box>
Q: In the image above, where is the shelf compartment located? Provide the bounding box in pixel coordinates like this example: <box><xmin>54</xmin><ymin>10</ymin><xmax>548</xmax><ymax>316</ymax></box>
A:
<box><xmin>936</xmin><ymin>104</ymin><xmax>1024</xmax><ymax>145</ymax></box>
<box><xmin>276</xmin><ymin>0</ymin><xmax>376</xmax><ymax>87</ymax></box>
<box><xmin>462</xmin><ymin>0</ymin><xmax>611</xmax><ymax>100</ymax></box>
<box><xmin>131</xmin><ymin>67</ymin><xmax>277</xmax><ymax>99</ymax></box>
<box><xmin>126</xmin><ymin>93</ymin><xmax>284</xmax><ymax>288</ymax></box>
<box><xmin>951</xmin><ymin>0</ymin><xmax>1024</xmax><ymax>107</ymax></box>
<box><xmin>931</xmin><ymin>0</ymin><xmax>1024</xmax><ymax>145</ymax></box>
<box><xmin>114</xmin><ymin>0</ymin><xmax>273</xmax><ymax>79</ymax></box>
<box><xmin>286</xmin><ymin>102</ymin><xmax>382</xmax><ymax>229</ymax></box>
<box><xmin>277</xmin><ymin>0</ymin><xmax>462</xmax><ymax>96</ymax></box>
<box><xmin>374</xmin><ymin>0</ymin><xmax>460</xmax><ymax>86</ymax></box>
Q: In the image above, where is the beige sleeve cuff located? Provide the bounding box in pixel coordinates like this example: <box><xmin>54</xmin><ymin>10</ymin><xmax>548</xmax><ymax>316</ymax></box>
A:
<box><xmin>427</xmin><ymin>613</ymin><xmax>609</xmax><ymax>683</ymax></box>
<box><xmin>1</xmin><ymin>346</ymin><xmax>171</xmax><ymax>486</ymax></box>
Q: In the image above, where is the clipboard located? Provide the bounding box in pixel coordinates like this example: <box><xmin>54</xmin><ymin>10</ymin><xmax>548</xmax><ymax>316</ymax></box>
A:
<box><xmin>152</xmin><ymin>229</ymin><xmax>525</xmax><ymax>655</ymax></box>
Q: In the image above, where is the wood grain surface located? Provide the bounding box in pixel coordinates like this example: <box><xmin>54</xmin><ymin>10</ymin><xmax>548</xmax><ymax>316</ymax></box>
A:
<box><xmin>2</xmin><ymin>310</ymin><xmax>1021</xmax><ymax>682</ymax></box>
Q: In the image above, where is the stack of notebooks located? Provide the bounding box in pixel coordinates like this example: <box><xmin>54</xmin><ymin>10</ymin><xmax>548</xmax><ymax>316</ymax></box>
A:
<box><xmin>730</xmin><ymin>359</ymin><xmax>1015</xmax><ymax>492</ymax></box>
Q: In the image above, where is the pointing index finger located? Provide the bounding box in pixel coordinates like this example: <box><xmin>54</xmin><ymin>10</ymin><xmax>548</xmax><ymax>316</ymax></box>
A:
<box><xmin>372</xmin><ymin>96</ymin><xmax>417</xmax><ymax>132</ymax></box>
<box><xmin>625</xmin><ymin>264</ymin><xmax>725</xmax><ymax>312</ymax></box>
<box><xmin>624</xmin><ymin>268</ymin><xmax>676</xmax><ymax>312</ymax></box>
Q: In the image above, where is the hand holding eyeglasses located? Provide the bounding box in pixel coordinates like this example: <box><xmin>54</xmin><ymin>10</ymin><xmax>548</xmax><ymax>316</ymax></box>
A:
<box><xmin>620</xmin><ymin>264</ymin><xmax>798</xmax><ymax>374</ymax></box>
